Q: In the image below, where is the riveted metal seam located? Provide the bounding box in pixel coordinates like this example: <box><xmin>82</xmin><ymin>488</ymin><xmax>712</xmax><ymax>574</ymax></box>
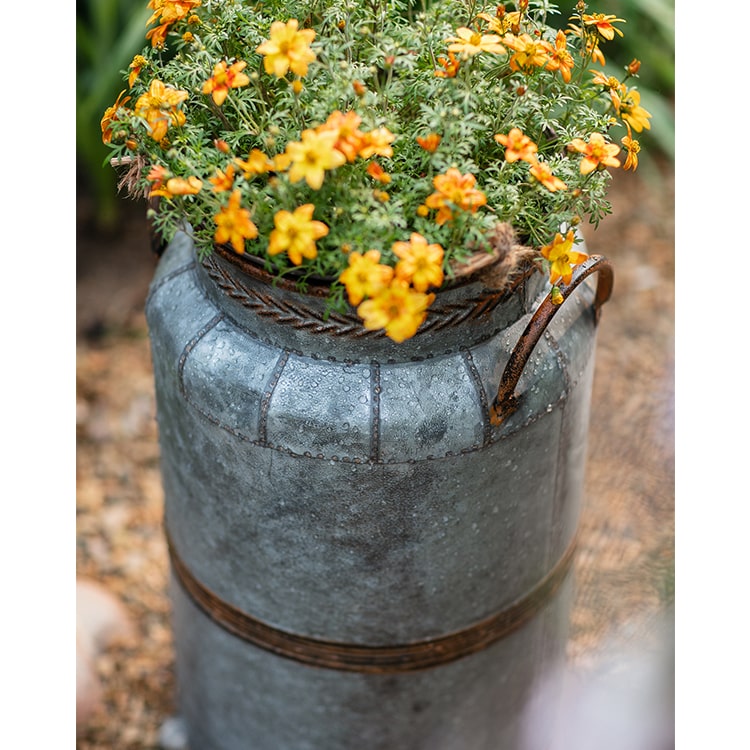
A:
<box><xmin>177</xmin><ymin>313</ymin><xmax>225</xmax><ymax>402</ymax></box>
<box><xmin>144</xmin><ymin>260</ymin><xmax>197</xmax><ymax>311</ymax></box>
<box><xmin>258</xmin><ymin>349</ymin><xmax>291</xmax><ymax>446</ymax></box>
<box><xmin>460</xmin><ymin>347</ymin><xmax>492</xmax><ymax>447</ymax></box>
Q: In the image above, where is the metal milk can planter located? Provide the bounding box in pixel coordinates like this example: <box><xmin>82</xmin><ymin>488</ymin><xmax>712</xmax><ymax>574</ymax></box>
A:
<box><xmin>145</xmin><ymin>230</ymin><xmax>613</xmax><ymax>750</ymax></box>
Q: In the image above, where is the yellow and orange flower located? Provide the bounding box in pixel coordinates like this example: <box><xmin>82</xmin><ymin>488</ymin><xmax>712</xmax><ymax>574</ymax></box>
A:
<box><xmin>128</xmin><ymin>55</ymin><xmax>148</xmax><ymax>88</ymax></box>
<box><xmin>284</xmin><ymin>129</ymin><xmax>347</xmax><ymax>189</ymax></box>
<box><xmin>425</xmin><ymin>168</ymin><xmax>487</xmax><ymax>225</ymax></box>
<box><xmin>202</xmin><ymin>60</ymin><xmax>250</xmax><ymax>106</ymax></box>
<box><xmin>529</xmin><ymin>161</ymin><xmax>567</xmax><ymax>192</ymax></box>
<box><xmin>582</xmin><ymin>13</ymin><xmax>626</xmax><ymax>41</ymax></box>
<box><xmin>134</xmin><ymin>79</ymin><xmax>188</xmax><ymax>142</ymax></box>
<box><xmin>446</xmin><ymin>27</ymin><xmax>506</xmax><ymax>59</ymax></box>
<box><xmin>339</xmin><ymin>250</ymin><xmax>394</xmax><ymax>306</ymax></box>
<box><xmin>267</xmin><ymin>204</ymin><xmax>329</xmax><ymax>265</ymax></box>
<box><xmin>392</xmin><ymin>233</ymin><xmax>444</xmax><ymax>293</ymax></box>
<box><xmin>357</xmin><ymin>280</ymin><xmax>435</xmax><ymax>343</ymax></box>
<box><xmin>494</xmin><ymin>128</ymin><xmax>538</xmax><ymax>163</ymax></box>
<box><xmin>540</xmin><ymin>230</ymin><xmax>588</xmax><ymax>286</ymax></box>
<box><xmin>234</xmin><ymin>149</ymin><xmax>274</xmax><ymax>178</ymax></box>
<box><xmin>320</xmin><ymin>111</ymin><xmax>365</xmax><ymax>163</ymax></box>
<box><xmin>214</xmin><ymin>189</ymin><xmax>258</xmax><ymax>254</ymax></box>
<box><xmin>614</xmin><ymin>87</ymin><xmax>652</xmax><ymax>132</ymax></box>
<box><xmin>366</xmin><ymin>162</ymin><xmax>391</xmax><ymax>184</ymax></box>
<box><xmin>256</xmin><ymin>19</ymin><xmax>316</xmax><ymax>78</ymax></box>
<box><xmin>100</xmin><ymin>90</ymin><xmax>131</xmax><ymax>144</ymax></box>
<box><xmin>476</xmin><ymin>11</ymin><xmax>522</xmax><ymax>35</ymax></box>
<box><xmin>149</xmin><ymin>175</ymin><xmax>203</xmax><ymax>199</ymax></box>
<box><xmin>504</xmin><ymin>33</ymin><xmax>548</xmax><ymax>73</ymax></box>
<box><xmin>146</xmin><ymin>0</ymin><xmax>202</xmax><ymax>48</ymax></box>
<box><xmin>621</xmin><ymin>133</ymin><xmax>640</xmax><ymax>171</ymax></box>
<box><xmin>542</xmin><ymin>30</ymin><xmax>574</xmax><ymax>83</ymax></box>
<box><xmin>568</xmin><ymin>132</ymin><xmax>620</xmax><ymax>174</ymax></box>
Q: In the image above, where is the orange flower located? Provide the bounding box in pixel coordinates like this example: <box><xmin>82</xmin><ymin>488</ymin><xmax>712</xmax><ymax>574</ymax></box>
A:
<box><xmin>214</xmin><ymin>189</ymin><xmax>258</xmax><ymax>254</ymax></box>
<box><xmin>320</xmin><ymin>111</ymin><xmax>365</xmax><ymax>162</ymax></box>
<box><xmin>128</xmin><ymin>55</ymin><xmax>148</xmax><ymax>88</ymax></box>
<box><xmin>568</xmin><ymin>132</ymin><xmax>620</xmax><ymax>174</ymax></box>
<box><xmin>357</xmin><ymin>280</ymin><xmax>435</xmax><ymax>343</ymax></box>
<box><xmin>435</xmin><ymin>51</ymin><xmax>460</xmax><ymax>78</ymax></box>
<box><xmin>529</xmin><ymin>161</ymin><xmax>567</xmax><ymax>192</ymax></box>
<box><xmin>209</xmin><ymin>164</ymin><xmax>235</xmax><ymax>192</ymax></box>
<box><xmin>615</xmin><ymin>87</ymin><xmax>652</xmax><ymax>132</ymax></box>
<box><xmin>540</xmin><ymin>230</ymin><xmax>588</xmax><ymax>286</ymax></box>
<box><xmin>416</xmin><ymin>133</ymin><xmax>441</xmax><ymax>153</ymax></box>
<box><xmin>366</xmin><ymin>162</ymin><xmax>391</xmax><ymax>184</ymax></box>
<box><xmin>234</xmin><ymin>149</ymin><xmax>273</xmax><ymax>178</ymax></box>
<box><xmin>256</xmin><ymin>19</ymin><xmax>316</xmax><ymax>78</ymax></box>
<box><xmin>146</xmin><ymin>0</ymin><xmax>202</xmax><ymax>47</ymax></box>
<box><xmin>202</xmin><ymin>60</ymin><xmax>250</xmax><ymax>106</ymax></box>
<box><xmin>494</xmin><ymin>128</ymin><xmax>538</xmax><ymax>163</ymax></box>
<box><xmin>339</xmin><ymin>250</ymin><xmax>394</xmax><ymax>305</ymax></box>
<box><xmin>425</xmin><ymin>168</ymin><xmax>487</xmax><ymax>225</ymax></box>
<box><xmin>358</xmin><ymin>127</ymin><xmax>395</xmax><ymax>159</ymax></box>
<box><xmin>392</xmin><ymin>233</ymin><xmax>444</xmax><ymax>292</ymax></box>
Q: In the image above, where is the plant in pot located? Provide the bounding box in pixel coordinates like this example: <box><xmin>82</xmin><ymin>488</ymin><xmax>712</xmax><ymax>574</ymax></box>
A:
<box><xmin>101</xmin><ymin>1</ymin><xmax>652</xmax><ymax>748</ymax></box>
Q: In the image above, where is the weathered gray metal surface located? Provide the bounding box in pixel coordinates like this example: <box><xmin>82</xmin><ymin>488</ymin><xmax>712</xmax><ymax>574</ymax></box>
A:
<box><xmin>145</xmin><ymin>230</ymin><xmax>608</xmax><ymax>750</ymax></box>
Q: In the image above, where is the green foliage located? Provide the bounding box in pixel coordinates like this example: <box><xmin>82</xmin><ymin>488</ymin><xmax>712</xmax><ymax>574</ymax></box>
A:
<box><xmin>77</xmin><ymin>0</ymin><xmax>151</xmax><ymax>228</ymax></box>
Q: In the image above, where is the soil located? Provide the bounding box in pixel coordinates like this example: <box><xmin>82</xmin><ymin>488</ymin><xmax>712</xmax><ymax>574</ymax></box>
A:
<box><xmin>75</xmin><ymin>159</ymin><xmax>675</xmax><ymax>749</ymax></box>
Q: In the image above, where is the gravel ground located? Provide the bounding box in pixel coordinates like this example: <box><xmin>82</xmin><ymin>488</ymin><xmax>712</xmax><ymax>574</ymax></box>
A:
<box><xmin>76</xmin><ymin>159</ymin><xmax>674</xmax><ymax>749</ymax></box>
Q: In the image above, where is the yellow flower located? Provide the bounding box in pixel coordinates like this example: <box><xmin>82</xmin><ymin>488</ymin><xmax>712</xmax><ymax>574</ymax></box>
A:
<box><xmin>150</xmin><ymin>175</ymin><xmax>203</xmax><ymax>198</ymax></box>
<box><xmin>425</xmin><ymin>168</ymin><xmax>487</xmax><ymax>225</ymax></box>
<box><xmin>209</xmin><ymin>164</ymin><xmax>235</xmax><ymax>192</ymax></box>
<box><xmin>256</xmin><ymin>19</ymin><xmax>316</xmax><ymax>78</ymax></box>
<box><xmin>494</xmin><ymin>128</ymin><xmax>538</xmax><ymax>163</ymax></box>
<box><xmin>358</xmin><ymin>127</ymin><xmax>395</xmax><ymax>159</ymax></box>
<box><xmin>528</xmin><ymin>161</ymin><xmax>567</xmax><ymax>192</ymax></box>
<box><xmin>616</xmin><ymin>87</ymin><xmax>652</xmax><ymax>133</ymax></box>
<box><xmin>134</xmin><ymin>79</ymin><xmax>188</xmax><ymax>142</ymax></box>
<box><xmin>542</xmin><ymin>30</ymin><xmax>574</xmax><ymax>83</ymax></box>
<box><xmin>234</xmin><ymin>149</ymin><xmax>273</xmax><ymax>178</ymax></box>
<box><xmin>357</xmin><ymin>280</ymin><xmax>435</xmax><ymax>343</ymax></box>
<box><xmin>476</xmin><ymin>11</ymin><xmax>522</xmax><ymax>35</ymax></box>
<box><xmin>285</xmin><ymin>129</ymin><xmax>347</xmax><ymax>189</ymax></box>
<box><xmin>202</xmin><ymin>60</ymin><xmax>250</xmax><ymax>106</ymax></box>
<box><xmin>339</xmin><ymin>250</ymin><xmax>394</xmax><ymax>305</ymax></box>
<box><xmin>621</xmin><ymin>133</ymin><xmax>640</xmax><ymax>171</ymax></box>
<box><xmin>582</xmin><ymin>13</ymin><xmax>626</xmax><ymax>41</ymax></box>
<box><xmin>568</xmin><ymin>132</ymin><xmax>620</xmax><ymax>174</ymax></box>
<box><xmin>540</xmin><ymin>230</ymin><xmax>588</xmax><ymax>286</ymax></box>
<box><xmin>504</xmin><ymin>33</ymin><xmax>548</xmax><ymax>73</ymax></box>
<box><xmin>267</xmin><ymin>204</ymin><xmax>329</xmax><ymax>265</ymax></box>
<box><xmin>392</xmin><ymin>233</ymin><xmax>445</xmax><ymax>293</ymax></box>
<box><xmin>214</xmin><ymin>189</ymin><xmax>258</xmax><ymax>255</ymax></box>
<box><xmin>100</xmin><ymin>90</ymin><xmax>131</xmax><ymax>144</ymax></box>
<box><xmin>446</xmin><ymin>27</ymin><xmax>506</xmax><ymax>59</ymax></box>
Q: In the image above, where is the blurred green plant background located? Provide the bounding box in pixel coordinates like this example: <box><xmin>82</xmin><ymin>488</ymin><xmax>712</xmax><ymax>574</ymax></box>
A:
<box><xmin>76</xmin><ymin>0</ymin><xmax>674</xmax><ymax>229</ymax></box>
<box><xmin>77</xmin><ymin>0</ymin><xmax>151</xmax><ymax>230</ymax></box>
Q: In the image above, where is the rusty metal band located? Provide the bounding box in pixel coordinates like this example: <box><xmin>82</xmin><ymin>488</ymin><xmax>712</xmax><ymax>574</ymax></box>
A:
<box><xmin>166</xmin><ymin>528</ymin><xmax>577</xmax><ymax>673</ymax></box>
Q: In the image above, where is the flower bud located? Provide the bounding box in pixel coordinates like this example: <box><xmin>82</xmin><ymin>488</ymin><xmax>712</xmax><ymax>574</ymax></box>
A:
<box><xmin>627</xmin><ymin>58</ymin><xmax>641</xmax><ymax>76</ymax></box>
<box><xmin>551</xmin><ymin>286</ymin><xmax>564</xmax><ymax>305</ymax></box>
<box><xmin>353</xmin><ymin>80</ymin><xmax>366</xmax><ymax>96</ymax></box>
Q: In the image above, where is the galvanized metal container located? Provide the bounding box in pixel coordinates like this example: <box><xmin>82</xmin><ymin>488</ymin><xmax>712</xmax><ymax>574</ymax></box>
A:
<box><xmin>145</xmin><ymin>230</ymin><xmax>612</xmax><ymax>750</ymax></box>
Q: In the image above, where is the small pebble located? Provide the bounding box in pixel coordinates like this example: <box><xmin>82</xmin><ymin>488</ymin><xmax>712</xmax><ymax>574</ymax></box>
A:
<box><xmin>159</xmin><ymin>716</ymin><xmax>190</xmax><ymax>750</ymax></box>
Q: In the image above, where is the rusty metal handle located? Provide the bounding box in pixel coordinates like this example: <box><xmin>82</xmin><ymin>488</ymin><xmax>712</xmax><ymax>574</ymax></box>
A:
<box><xmin>489</xmin><ymin>255</ymin><xmax>614</xmax><ymax>426</ymax></box>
